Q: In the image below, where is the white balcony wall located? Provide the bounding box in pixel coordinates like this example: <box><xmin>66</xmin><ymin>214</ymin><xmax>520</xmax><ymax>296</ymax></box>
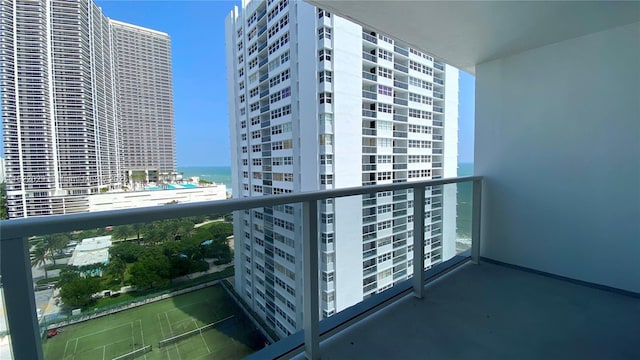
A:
<box><xmin>475</xmin><ymin>22</ymin><xmax>640</xmax><ymax>293</ymax></box>
<box><xmin>332</xmin><ymin>15</ymin><xmax>366</xmax><ymax>312</ymax></box>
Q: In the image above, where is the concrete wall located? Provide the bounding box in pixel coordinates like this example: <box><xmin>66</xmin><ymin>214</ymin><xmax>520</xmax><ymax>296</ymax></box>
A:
<box><xmin>442</xmin><ymin>65</ymin><xmax>459</xmax><ymax>260</ymax></box>
<box><xmin>475</xmin><ymin>22</ymin><xmax>640</xmax><ymax>293</ymax></box>
<box><xmin>332</xmin><ymin>13</ymin><xmax>366</xmax><ymax>312</ymax></box>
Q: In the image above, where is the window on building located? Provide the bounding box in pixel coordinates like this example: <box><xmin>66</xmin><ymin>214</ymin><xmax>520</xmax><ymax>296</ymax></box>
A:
<box><xmin>378</xmin><ymin>49</ymin><xmax>393</xmax><ymax>61</ymax></box>
<box><xmin>319</xmin><ymin>92</ymin><xmax>332</xmax><ymax>104</ymax></box>
<box><xmin>377</xmin><ymin>67</ymin><xmax>392</xmax><ymax>79</ymax></box>
<box><xmin>318</xmin><ymin>9</ymin><xmax>331</xmax><ymax>18</ymax></box>
<box><xmin>320</xmin><ymin>174</ymin><xmax>333</xmax><ymax>185</ymax></box>
<box><xmin>319</xmin><ymin>70</ymin><xmax>332</xmax><ymax>83</ymax></box>
<box><xmin>320</xmin><ymin>154</ymin><xmax>333</xmax><ymax>165</ymax></box>
<box><xmin>378</xmin><ymin>85</ymin><xmax>392</xmax><ymax>96</ymax></box>
<box><xmin>318</xmin><ymin>27</ymin><xmax>332</xmax><ymax>40</ymax></box>
<box><xmin>319</xmin><ymin>134</ymin><xmax>333</xmax><ymax>145</ymax></box>
<box><xmin>319</xmin><ymin>49</ymin><xmax>332</xmax><ymax>62</ymax></box>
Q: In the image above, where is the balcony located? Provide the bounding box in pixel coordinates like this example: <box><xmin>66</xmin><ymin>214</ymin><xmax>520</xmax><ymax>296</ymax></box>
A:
<box><xmin>362</xmin><ymin>109</ymin><xmax>377</xmax><ymax>118</ymax></box>
<box><xmin>393</xmin><ymin>114</ymin><xmax>407</xmax><ymax>122</ymax></box>
<box><xmin>362</xmin><ymin>71</ymin><xmax>377</xmax><ymax>81</ymax></box>
<box><xmin>393</xmin><ymin>63</ymin><xmax>408</xmax><ymax>73</ymax></box>
<box><xmin>258</xmin><ymin>24</ymin><xmax>267</xmax><ymax>37</ymax></box>
<box><xmin>394</xmin><ymin>45</ymin><xmax>409</xmax><ymax>57</ymax></box>
<box><xmin>293</xmin><ymin>260</ymin><xmax>639</xmax><ymax>359</ymax></box>
<box><xmin>362</xmin><ymin>90</ymin><xmax>377</xmax><ymax>100</ymax></box>
<box><xmin>393</xmin><ymin>79</ymin><xmax>408</xmax><ymax>89</ymax></box>
<box><xmin>362</xmin><ymin>32</ymin><xmax>377</xmax><ymax>44</ymax></box>
<box><xmin>362</xmin><ymin>52</ymin><xmax>377</xmax><ymax>63</ymax></box>
<box><xmin>393</xmin><ymin>97</ymin><xmax>408</xmax><ymax>106</ymax></box>
<box><xmin>0</xmin><ymin>177</ymin><xmax>483</xmax><ymax>359</ymax></box>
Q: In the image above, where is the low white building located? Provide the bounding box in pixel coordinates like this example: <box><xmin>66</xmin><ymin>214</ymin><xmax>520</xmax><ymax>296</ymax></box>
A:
<box><xmin>87</xmin><ymin>184</ymin><xmax>226</xmax><ymax>212</ymax></box>
<box><xmin>69</xmin><ymin>236</ymin><xmax>112</xmax><ymax>268</ymax></box>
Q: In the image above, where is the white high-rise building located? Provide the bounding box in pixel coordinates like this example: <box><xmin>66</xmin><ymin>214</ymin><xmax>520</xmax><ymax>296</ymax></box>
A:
<box><xmin>111</xmin><ymin>21</ymin><xmax>176</xmax><ymax>175</ymax></box>
<box><xmin>0</xmin><ymin>0</ymin><xmax>175</xmax><ymax>218</ymax></box>
<box><xmin>226</xmin><ymin>0</ymin><xmax>458</xmax><ymax>336</ymax></box>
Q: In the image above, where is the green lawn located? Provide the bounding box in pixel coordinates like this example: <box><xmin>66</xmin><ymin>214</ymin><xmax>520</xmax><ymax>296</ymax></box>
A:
<box><xmin>43</xmin><ymin>285</ymin><xmax>266</xmax><ymax>360</ymax></box>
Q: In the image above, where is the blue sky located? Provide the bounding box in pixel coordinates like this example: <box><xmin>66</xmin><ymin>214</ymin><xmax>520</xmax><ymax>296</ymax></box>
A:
<box><xmin>1</xmin><ymin>1</ymin><xmax>475</xmax><ymax>166</ymax></box>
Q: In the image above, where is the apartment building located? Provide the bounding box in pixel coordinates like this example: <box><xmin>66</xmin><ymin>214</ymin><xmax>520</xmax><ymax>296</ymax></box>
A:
<box><xmin>0</xmin><ymin>0</ymin><xmax>175</xmax><ymax>218</ymax></box>
<box><xmin>226</xmin><ymin>0</ymin><xmax>458</xmax><ymax>337</ymax></box>
<box><xmin>111</xmin><ymin>20</ymin><xmax>176</xmax><ymax>175</ymax></box>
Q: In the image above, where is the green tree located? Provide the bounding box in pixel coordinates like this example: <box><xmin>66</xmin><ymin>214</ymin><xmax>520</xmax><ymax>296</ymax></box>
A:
<box><xmin>44</xmin><ymin>234</ymin><xmax>69</xmax><ymax>265</ymax></box>
<box><xmin>130</xmin><ymin>223</ymin><xmax>144</xmax><ymax>244</ymax></box>
<box><xmin>129</xmin><ymin>256</ymin><xmax>170</xmax><ymax>289</ymax></box>
<box><xmin>58</xmin><ymin>267</ymin><xmax>80</xmax><ymax>287</ymax></box>
<box><xmin>142</xmin><ymin>225</ymin><xmax>164</xmax><ymax>245</ymax></box>
<box><xmin>178</xmin><ymin>219</ymin><xmax>196</xmax><ymax>240</ymax></box>
<box><xmin>0</xmin><ymin>182</ymin><xmax>7</xmax><ymax>219</ymax></box>
<box><xmin>60</xmin><ymin>276</ymin><xmax>101</xmax><ymax>308</ymax></box>
<box><xmin>110</xmin><ymin>242</ymin><xmax>144</xmax><ymax>263</ymax></box>
<box><xmin>30</xmin><ymin>244</ymin><xmax>49</xmax><ymax>279</ymax></box>
<box><xmin>162</xmin><ymin>219</ymin><xmax>181</xmax><ymax>241</ymax></box>
<box><xmin>111</xmin><ymin>225</ymin><xmax>133</xmax><ymax>241</ymax></box>
<box><xmin>106</xmin><ymin>257</ymin><xmax>127</xmax><ymax>286</ymax></box>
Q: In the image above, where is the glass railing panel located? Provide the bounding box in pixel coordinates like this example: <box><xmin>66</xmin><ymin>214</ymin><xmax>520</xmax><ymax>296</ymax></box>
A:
<box><xmin>455</xmin><ymin>179</ymin><xmax>473</xmax><ymax>255</ymax></box>
<box><xmin>28</xmin><ymin>214</ymin><xmax>267</xmax><ymax>360</ymax></box>
<box><xmin>1</xmin><ymin>176</ymin><xmax>481</xmax><ymax>360</ymax></box>
<box><xmin>0</xmin><ymin>254</ymin><xmax>14</xmax><ymax>359</ymax></box>
<box><xmin>324</xmin><ymin>189</ymin><xmax>409</xmax><ymax>318</ymax></box>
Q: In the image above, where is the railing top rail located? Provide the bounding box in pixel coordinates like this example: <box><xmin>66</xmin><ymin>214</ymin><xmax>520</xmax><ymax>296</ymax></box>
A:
<box><xmin>0</xmin><ymin>176</ymin><xmax>481</xmax><ymax>240</ymax></box>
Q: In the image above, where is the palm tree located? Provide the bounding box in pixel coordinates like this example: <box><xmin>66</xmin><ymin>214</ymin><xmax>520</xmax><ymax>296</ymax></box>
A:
<box><xmin>163</xmin><ymin>219</ymin><xmax>181</xmax><ymax>241</ymax></box>
<box><xmin>31</xmin><ymin>244</ymin><xmax>49</xmax><ymax>279</ymax></box>
<box><xmin>131</xmin><ymin>223</ymin><xmax>144</xmax><ymax>244</ymax></box>
<box><xmin>45</xmin><ymin>234</ymin><xmax>69</xmax><ymax>265</ymax></box>
<box><xmin>111</xmin><ymin>225</ymin><xmax>133</xmax><ymax>241</ymax></box>
<box><xmin>179</xmin><ymin>220</ymin><xmax>197</xmax><ymax>240</ymax></box>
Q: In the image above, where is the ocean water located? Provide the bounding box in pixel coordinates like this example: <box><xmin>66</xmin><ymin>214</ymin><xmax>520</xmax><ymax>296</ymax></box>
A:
<box><xmin>178</xmin><ymin>166</ymin><xmax>233</xmax><ymax>193</ymax></box>
<box><xmin>178</xmin><ymin>163</ymin><xmax>474</xmax><ymax>237</ymax></box>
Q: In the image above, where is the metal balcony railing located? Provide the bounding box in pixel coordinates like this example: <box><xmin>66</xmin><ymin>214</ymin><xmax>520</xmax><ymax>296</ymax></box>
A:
<box><xmin>362</xmin><ymin>33</ymin><xmax>377</xmax><ymax>44</ymax></box>
<box><xmin>362</xmin><ymin>52</ymin><xmax>377</xmax><ymax>63</ymax></box>
<box><xmin>393</xmin><ymin>80</ymin><xmax>408</xmax><ymax>89</ymax></box>
<box><xmin>393</xmin><ymin>97</ymin><xmax>408</xmax><ymax>106</ymax></box>
<box><xmin>362</xmin><ymin>90</ymin><xmax>377</xmax><ymax>100</ymax></box>
<box><xmin>362</xmin><ymin>72</ymin><xmax>377</xmax><ymax>81</ymax></box>
<box><xmin>0</xmin><ymin>176</ymin><xmax>482</xmax><ymax>360</ymax></box>
<box><xmin>394</xmin><ymin>45</ymin><xmax>409</xmax><ymax>57</ymax></box>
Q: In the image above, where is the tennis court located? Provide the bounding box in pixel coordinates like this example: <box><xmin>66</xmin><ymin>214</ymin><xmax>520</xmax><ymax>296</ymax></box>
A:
<box><xmin>43</xmin><ymin>285</ymin><xmax>265</xmax><ymax>359</ymax></box>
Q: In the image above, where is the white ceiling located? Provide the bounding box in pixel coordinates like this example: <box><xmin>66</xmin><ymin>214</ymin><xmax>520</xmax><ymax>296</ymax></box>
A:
<box><xmin>307</xmin><ymin>1</ymin><xmax>640</xmax><ymax>74</ymax></box>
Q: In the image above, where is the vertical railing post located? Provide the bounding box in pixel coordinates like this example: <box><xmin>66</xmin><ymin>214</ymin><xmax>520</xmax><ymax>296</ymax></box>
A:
<box><xmin>1</xmin><ymin>237</ymin><xmax>44</xmax><ymax>360</ymax></box>
<box><xmin>471</xmin><ymin>179</ymin><xmax>482</xmax><ymax>264</ymax></box>
<box><xmin>302</xmin><ymin>200</ymin><xmax>319</xmax><ymax>360</ymax></box>
<box><xmin>412</xmin><ymin>186</ymin><xmax>425</xmax><ymax>298</ymax></box>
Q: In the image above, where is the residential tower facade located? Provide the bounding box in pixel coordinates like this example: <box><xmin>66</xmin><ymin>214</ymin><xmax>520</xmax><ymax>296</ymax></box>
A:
<box><xmin>226</xmin><ymin>0</ymin><xmax>458</xmax><ymax>337</ymax></box>
<box><xmin>0</xmin><ymin>0</ymin><xmax>175</xmax><ymax>218</ymax></box>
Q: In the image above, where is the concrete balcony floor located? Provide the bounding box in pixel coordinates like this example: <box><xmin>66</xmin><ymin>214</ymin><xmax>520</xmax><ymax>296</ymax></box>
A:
<box><xmin>316</xmin><ymin>261</ymin><xmax>640</xmax><ymax>360</ymax></box>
